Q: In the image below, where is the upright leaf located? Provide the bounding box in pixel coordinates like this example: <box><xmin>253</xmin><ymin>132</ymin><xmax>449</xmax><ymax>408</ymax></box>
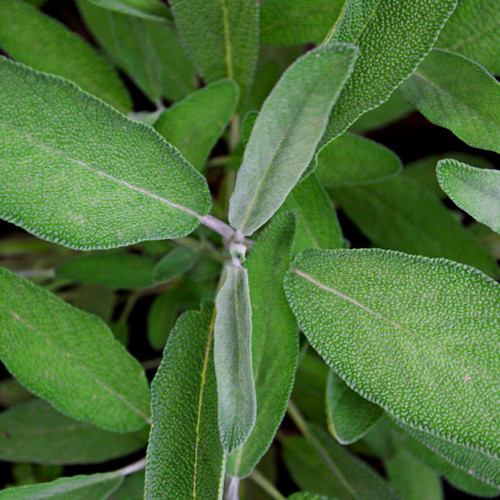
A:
<box><xmin>86</xmin><ymin>0</ymin><xmax>170</xmax><ymax>20</ymax></box>
<box><xmin>0</xmin><ymin>57</ymin><xmax>211</xmax><ymax>250</ymax></box>
<box><xmin>229</xmin><ymin>43</ymin><xmax>358</xmax><ymax>235</ymax></box>
<box><xmin>285</xmin><ymin>248</ymin><xmax>500</xmax><ymax>457</ymax></box>
<box><xmin>227</xmin><ymin>212</ymin><xmax>299</xmax><ymax>478</ymax></box>
<box><xmin>0</xmin><ymin>268</ymin><xmax>150</xmax><ymax>432</ymax></box>
<box><xmin>146</xmin><ymin>303</ymin><xmax>225</xmax><ymax>499</ymax></box>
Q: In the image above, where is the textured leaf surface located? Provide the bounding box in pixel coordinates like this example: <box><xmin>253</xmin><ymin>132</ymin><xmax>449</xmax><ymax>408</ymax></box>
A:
<box><xmin>0</xmin><ymin>268</ymin><xmax>150</xmax><ymax>432</ymax></box>
<box><xmin>154</xmin><ymin>80</ymin><xmax>239</xmax><ymax>170</ymax></box>
<box><xmin>0</xmin><ymin>57</ymin><xmax>211</xmax><ymax>250</ymax></box>
<box><xmin>0</xmin><ymin>399</ymin><xmax>148</xmax><ymax>465</ymax></box>
<box><xmin>214</xmin><ymin>264</ymin><xmax>256</xmax><ymax>453</ymax></box>
<box><xmin>437</xmin><ymin>159</ymin><xmax>500</xmax><ymax>234</ymax></box>
<box><xmin>229</xmin><ymin>43</ymin><xmax>358</xmax><ymax>235</ymax></box>
<box><xmin>152</xmin><ymin>247</ymin><xmax>199</xmax><ymax>283</ymax></box>
<box><xmin>86</xmin><ymin>0</ymin><xmax>170</xmax><ymax>20</ymax></box>
<box><xmin>146</xmin><ymin>303</ymin><xmax>224</xmax><ymax>499</ymax></box>
<box><xmin>227</xmin><ymin>212</ymin><xmax>298</xmax><ymax>478</ymax></box>
<box><xmin>401</xmin><ymin>49</ymin><xmax>500</xmax><ymax>154</ymax></box>
<box><xmin>285</xmin><ymin>248</ymin><xmax>500</xmax><ymax>457</ymax></box>
<box><xmin>0</xmin><ymin>0</ymin><xmax>130</xmax><ymax>112</ymax></box>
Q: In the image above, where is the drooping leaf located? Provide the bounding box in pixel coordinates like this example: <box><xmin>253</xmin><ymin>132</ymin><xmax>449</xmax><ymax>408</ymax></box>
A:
<box><xmin>214</xmin><ymin>264</ymin><xmax>256</xmax><ymax>453</ymax></box>
<box><xmin>152</xmin><ymin>247</ymin><xmax>199</xmax><ymax>283</ymax></box>
<box><xmin>86</xmin><ymin>0</ymin><xmax>170</xmax><ymax>20</ymax></box>
<box><xmin>146</xmin><ymin>303</ymin><xmax>225</xmax><ymax>498</ymax></box>
<box><xmin>0</xmin><ymin>399</ymin><xmax>148</xmax><ymax>465</ymax></box>
<box><xmin>284</xmin><ymin>248</ymin><xmax>500</xmax><ymax>457</ymax></box>
<box><xmin>0</xmin><ymin>0</ymin><xmax>131</xmax><ymax>113</ymax></box>
<box><xmin>227</xmin><ymin>212</ymin><xmax>299</xmax><ymax>478</ymax></box>
<box><xmin>0</xmin><ymin>268</ymin><xmax>151</xmax><ymax>432</ymax></box>
<box><xmin>229</xmin><ymin>43</ymin><xmax>358</xmax><ymax>235</ymax></box>
<box><xmin>154</xmin><ymin>80</ymin><xmax>239</xmax><ymax>170</ymax></box>
<box><xmin>0</xmin><ymin>57</ymin><xmax>211</xmax><ymax>250</ymax></box>
<box><xmin>401</xmin><ymin>48</ymin><xmax>500</xmax><ymax>154</ymax></box>
<box><xmin>147</xmin><ymin>289</ymin><xmax>180</xmax><ymax>350</ymax></box>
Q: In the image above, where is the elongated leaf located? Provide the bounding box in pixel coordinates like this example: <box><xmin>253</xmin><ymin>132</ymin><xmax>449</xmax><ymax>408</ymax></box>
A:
<box><xmin>316</xmin><ymin>133</ymin><xmax>402</xmax><ymax>187</ymax></box>
<box><xmin>77</xmin><ymin>0</ymin><xmax>196</xmax><ymax>102</ymax></box>
<box><xmin>284</xmin><ymin>248</ymin><xmax>500</xmax><ymax>457</ymax></box>
<box><xmin>86</xmin><ymin>0</ymin><xmax>170</xmax><ymax>20</ymax></box>
<box><xmin>0</xmin><ymin>57</ymin><xmax>211</xmax><ymax>250</ymax></box>
<box><xmin>154</xmin><ymin>80</ymin><xmax>239</xmax><ymax>170</ymax></box>
<box><xmin>400</xmin><ymin>49</ymin><xmax>500</xmax><ymax>154</ymax></box>
<box><xmin>244</xmin><ymin>56</ymin><xmax>284</xmax><ymax>113</ymax></box>
<box><xmin>147</xmin><ymin>289</ymin><xmax>180</xmax><ymax>350</ymax></box>
<box><xmin>326</xmin><ymin>371</ymin><xmax>382</xmax><ymax>445</ymax></box>
<box><xmin>0</xmin><ymin>268</ymin><xmax>150</xmax><ymax>432</ymax></box>
<box><xmin>229</xmin><ymin>43</ymin><xmax>358</xmax><ymax>235</ymax></box>
<box><xmin>289</xmin><ymin>494</ymin><xmax>338</xmax><ymax>500</ymax></box>
<box><xmin>0</xmin><ymin>0</ymin><xmax>130</xmax><ymax>113</ymax></box>
<box><xmin>146</xmin><ymin>303</ymin><xmax>225</xmax><ymax>499</ymax></box>
<box><xmin>437</xmin><ymin>0</ymin><xmax>500</xmax><ymax>75</ymax></box>
<box><xmin>170</xmin><ymin>0</ymin><xmax>259</xmax><ymax>100</ymax></box>
<box><xmin>227</xmin><ymin>212</ymin><xmax>299</xmax><ymax>477</ymax></box>
<box><xmin>437</xmin><ymin>160</ymin><xmax>500</xmax><ymax>235</ymax></box>
<box><xmin>330</xmin><ymin>175</ymin><xmax>499</xmax><ymax>277</ymax></box>
<box><xmin>152</xmin><ymin>247</ymin><xmax>199</xmax><ymax>283</ymax></box>
<box><xmin>0</xmin><ymin>399</ymin><xmax>147</xmax><ymax>465</ymax></box>
<box><xmin>214</xmin><ymin>264</ymin><xmax>256</xmax><ymax>453</ymax></box>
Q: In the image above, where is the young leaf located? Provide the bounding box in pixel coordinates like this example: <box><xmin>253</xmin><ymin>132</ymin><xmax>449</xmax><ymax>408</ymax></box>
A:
<box><xmin>229</xmin><ymin>43</ymin><xmax>358</xmax><ymax>235</ymax></box>
<box><xmin>147</xmin><ymin>289</ymin><xmax>180</xmax><ymax>350</ymax></box>
<box><xmin>284</xmin><ymin>248</ymin><xmax>500</xmax><ymax>457</ymax></box>
<box><xmin>214</xmin><ymin>264</ymin><xmax>256</xmax><ymax>453</ymax></box>
<box><xmin>0</xmin><ymin>0</ymin><xmax>131</xmax><ymax>113</ymax></box>
<box><xmin>0</xmin><ymin>399</ymin><xmax>148</xmax><ymax>465</ymax></box>
<box><xmin>154</xmin><ymin>80</ymin><xmax>239</xmax><ymax>171</ymax></box>
<box><xmin>227</xmin><ymin>212</ymin><xmax>299</xmax><ymax>478</ymax></box>
<box><xmin>400</xmin><ymin>49</ymin><xmax>500</xmax><ymax>154</ymax></box>
<box><xmin>0</xmin><ymin>268</ymin><xmax>150</xmax><ymax>432</ymax></box>
<box><xmin>145</xmin><ymin>303</ymin><xmax>225</xmax><ymax>498</ymax></box>
<box><xmin>86</xmin><ymin>0</ymin><xmax>170</xmax><ymax>21</ymax></box>
<box><xmin>437</xmin><ymin>160</ymin><xmax>500</xmax><ymax>235</ymax></box>
<box><xmin>326</xmin><ymin>371</ymin><xmax>383</xmax><ymax>445</ymax></box>
<box><xmin>0</xmin><ymin>57</ymin><xmax>211</xmax><ymax>250</ymax></box>
<box><xmin>152</xmin><ymin>247</ymin><xmax>199</xmax><ymax>283</ymax></box>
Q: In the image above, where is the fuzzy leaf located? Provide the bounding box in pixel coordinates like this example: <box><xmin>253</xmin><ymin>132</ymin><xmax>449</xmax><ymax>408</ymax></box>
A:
<box><xmin>86</xmin><ymin>0</ymin><xmax>170</xmax><ymax>20</ymax></box>
<box><xmin>152</xmin><ymin>247</ymin><xmax>199</xmax><ymax>283</ymax></box>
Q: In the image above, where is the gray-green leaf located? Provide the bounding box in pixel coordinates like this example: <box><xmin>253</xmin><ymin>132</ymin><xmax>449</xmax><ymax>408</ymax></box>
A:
<box><xmin>86</xmin><ymin>0</ymin><xmax>170</xmax><ymax>20</ymax></box>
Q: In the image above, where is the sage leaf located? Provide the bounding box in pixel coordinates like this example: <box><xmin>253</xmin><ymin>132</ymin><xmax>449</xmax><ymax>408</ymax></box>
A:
<box><xmin>284</xmin><ymin>248</ymin><xmax>500</xmax><ymax>457</ymax></box>
<box><xmin>0</xmin><ymin>268</ymin><xmax>150</xmax><ymax>432</ymax></box>
<box><xmin>227</xmin><ymin>212</ymin><xmax>299</xmax><ymax>478</ymax></box>
<box><xmin>0</xmin><ymin>378</ymin><xmax>32</xmax><ymax>407</ymax></box>
<box><xmin>0</xmin><ymin>57</ymin><xmax>211</xmax><ymax>250</ymax></box>
<box><xmin>214</xmin><ymin>264</ymin><xmax>256</xmax><ymax>453</ymax></box>
<box><xmin>109</xmin><ymin>471</ymin><xmax>144</xmax><ymax>500</ymax></box>
<box><xmin>86</xmin><ymin>0</ymin><xmax>170</xmax><ymax>20</ymax></box>
<box><xmin>288</xmin><ymin>494</ymin><xmax>338</xmax><ymax>500</ymax></box>
<box><xmin>400</xmin><ymin>49</ymin><xmax>500</xmax><ymax>154</ymax></box>
<box><xmin>0</xmin><ymin>0</ymin><xmax>131</xmax><ymax>113</ymax></box>
<box><xmin>152</xmin><ymin>247</ymin><xmax>199</xmax><ymax>283</ymax></box>
<box><xmin>145</xmin><ymin>303</ymin><xmax>225</xmax><ymax>499</ymax></box>
<box><xmin>229</xmin><ymin>43</ymin><xmax>358</xmax><ymax>235</ymax></box>
<box><xmin>437</xmin><ymin>159</ymin><xmax>500</xmax><ymax>235</ymax></box>
<box><xmin>147</xmin><ymin>289</ymin><xmax>180</xmax><ymax>350</ymax></box>
<box><xmin>0</xmin><ymin>399</ymin><xmax>148</xmax><ymax>465</ymax></box>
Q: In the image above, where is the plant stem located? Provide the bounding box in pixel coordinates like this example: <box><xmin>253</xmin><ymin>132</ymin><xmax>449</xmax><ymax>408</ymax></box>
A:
<box><xmin>114</xmin><ymin>456</ymin><xmax>146</xmax><ymax>476</ymax></box>
<box><xmin>249</xmin><ymin>470</ymin><xmax>286</xmax><ymax>500</ymax></box>
<box><xmin>141</xmin><ymin>357</ymin><xmax>163</xmax><ymax>371</ymax></box>
<box><xmin>225</xmin><ymin>477</ymin><xmax>240</xmax><ymax>500</ymax></box>
<box><xmin>198</xmin><ymin>214</ymin><xmax>235</xmax><ymax>241</ymax></box>
<box><xmin>286</xmin><ymin>400</ymin><xmax>309</xmax><ymax>437</ymax></box>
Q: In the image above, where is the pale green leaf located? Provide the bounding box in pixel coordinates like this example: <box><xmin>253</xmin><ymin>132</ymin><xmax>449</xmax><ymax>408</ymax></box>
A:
<box><xmin>152</xmin><ymin>247</ymin><xmax>199</xmax><ymax>283</ymax></box>
<box><xmin>0</xmin><ymin>57</ymin><xmax>211</xmax><ymax>250</ymax></box>
<box><xmin>214</xmin><ymin>264</ymin><xmax>256</xmax><ymax>453</ymax></box>
<box><xmin>284</xmin><ymin>248</ymin><xmax>500</xmax><ymax>457</ymax></box>
<box><xmin>229</xmin><ymin>43</ymin><xmax>358</xmax><ymax>235</ymax></box>
<box><xmin>86</xmin><ymin>0</ymin><xmax>170</xmax><ymax>20</ymax></box>
<box><xmin>147</xmin><ymin>289</ymin><xmax>180</xmax><ymax>350</ymax></box>
<box><xmin>145</xmin><ymin>303</ymin><xmax>225</xmax><ymax>499</ymax></box>
<box><xmin>400</xmin><ymin>49</ymin><xmax>500</xmax><ymax>154</ymax></box>
<box><xmin>0</xmin><ymin>0</ymin><xmax>131</xmax><ymax>113</ymax></box>
<box><xmin>0</xmin><ymin>267</ymin><xmax>150</xmax><ymax>432</ymax></box>
<box><xmin>227</xmin><ymin>212</ymin><xmax>299</xmax><ymax>478</ymax></box>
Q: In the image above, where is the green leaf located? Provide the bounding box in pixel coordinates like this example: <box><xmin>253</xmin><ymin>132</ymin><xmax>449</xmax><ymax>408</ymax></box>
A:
<box><xmin>326</xmin><ymin>371</ymin><xmax>382</xmax><ymax>445</ymax></box>
<box><xmin>77</xmin><ymin>0</ymin><xmax>196</xmax><ymax>102</ymax></box>
<box><xmin>214</xmin><ymin>264</ymin><xmax>256</xmax><ymax>453</ymax></box>
<box><xmin>316</xmin><ymin>133</ymin><xmax>402</xmax><ymax>187</ymax></box>
<box><xmin>284</xmin><ymin>248</ymin><xmax>500</xmax><ymax>457</ymax></box>
<box><xmin>227</xmin><ymin>212</ymin><xmax>299</xmax><ymax>477</ymax></box>
<box><xmin>401</xmin><ymin>49</ymin><xmax>500</xmax><ymax>154</ymax></box>
<box><xmin>152</xmin><ymin>247</ymin><xmax>199</xmax><ymax>283</ymax></box>
<box><xmin>0</xmin><ymin>399</ymin><xmax>148</xmax><ymax>465</ymax></box>
<box><xmin>109</xmin><ymin>471</ymin><xmax>144</xmax><ymax>500</ymax></box>
<box><xmin>169</xmin><ymin>0</ymin><xmax>259</xmax><ymax>100</ymax></box>
<box><xmin>0</xmin><ymin>267</ymin><xmax>150</xmax><ymax>432</ymax></box>
<box><xmin>146</xmin><ymin>303</ymin><xmax>225</xmax><ymax>498</ymax></box>
<box><xmin>469</xmin><ymin>222</ymin><xmax>500</xmax><ymax>261</ymax></box>
<box><xmin>260</xmin><ymin>0</ymin><xmax>345</xmax><ymax>46</ymax></box>
<box><xmin>147</xmin><ymin>289</ymin><xmax>180</xmax><ymax>350</ymax></box>
<box><xmin>436</xmin><ymin>0</ymin><xmax>500</xmax><ymax>75</ymax></box>
<box><xmin>0</xmin><ymin>57</ymin><xmax>211</xmax><ymax>250</ymax></box>
<box><xmin>86</xmin><ymin>0</ymin><xmax>170</xmax><ymax>20</ymax></box>
<box><xmin>0</xmin><ymin>0</ymin><xmax>131</xmax><ymax>113</ymax></box>
<box><xmin>437</xmin><ymin>160</ymin><xmax>500</xmax><ymax>235</ymax></box>
<box><xmin>154</xmin><ymin>80</ymin><xmax>239</xmax><ymax>170</ymax></box>
<box><xmin>289</xmin><ymin>494</ymin><xmax>338</xmax><ymax>500</ymax></box>
<box><xmin>244</xmin><ymin>56</ymin><xmax>284</xmax><ymax>113</ymax></box>
<box><xmin>0</xmin><ymin>472</ymin><xmax>122</xmax><ymax>499</ymax></box>
<box><xmin>71</xmin><ymin>285</ymin><xmax>115</xmax><ymax>323</ymax></box>
<box><xmin>229</xmin><ymin>43</ymin><xmax>358</xmax><ymax>235</ymax></box>
<box><xmin>330</xmin><ymin>175</ymin><xmax>499</xmax><ymax>277</ymax></box>
<box><xmin>0</xmin><ymin>378</ymin><xmax>33</xmax><ymax>407</ymax></box>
